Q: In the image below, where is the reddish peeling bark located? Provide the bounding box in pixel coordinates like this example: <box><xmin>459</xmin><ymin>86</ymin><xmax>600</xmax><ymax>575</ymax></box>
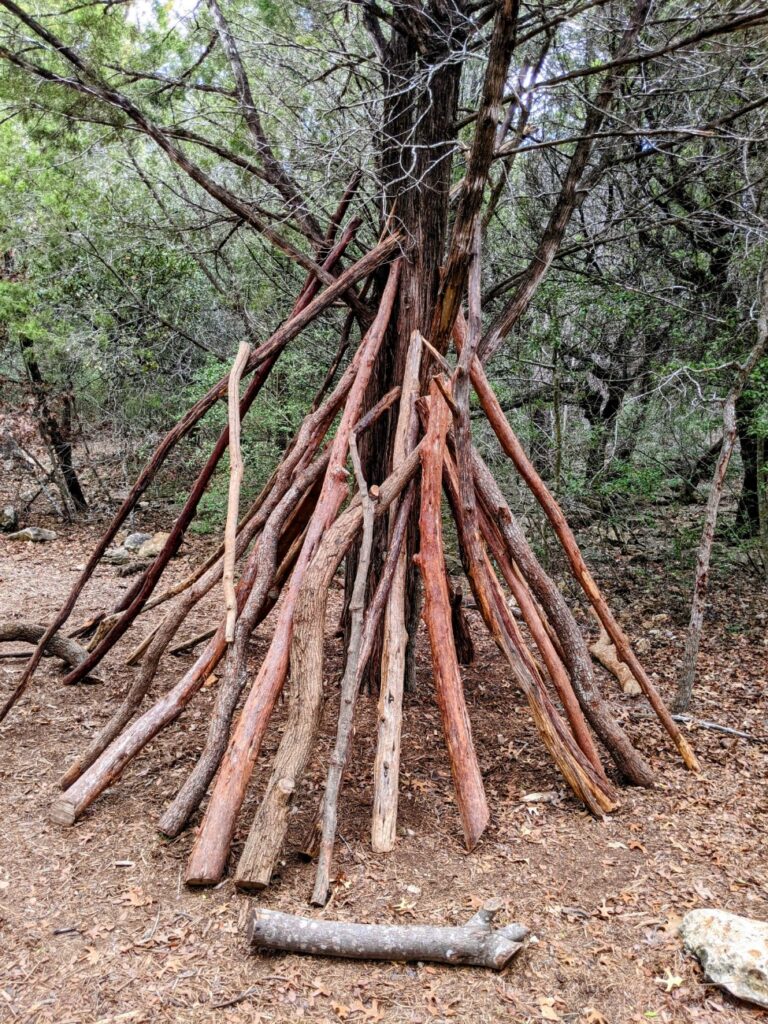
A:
<box><xmin>453</xmin><ymin>316</ymin><xmax>699</xmax><ymax>774</ymax></box>
<box><xmin>184</xmin><ymin>260</ymin><xmax>401</xmax><ymax>886</ymax></box>
<box><xmin>416</xmin><ymin>382</ymin><xmax>489</xmax><ymax>851</ymax></box>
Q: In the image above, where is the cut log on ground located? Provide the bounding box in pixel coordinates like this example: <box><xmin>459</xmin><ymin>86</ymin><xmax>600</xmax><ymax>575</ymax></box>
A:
<box><xmin>247</xmin><ymin>903</ymin><xmax>528</xmax><ymax>970</ymax></box>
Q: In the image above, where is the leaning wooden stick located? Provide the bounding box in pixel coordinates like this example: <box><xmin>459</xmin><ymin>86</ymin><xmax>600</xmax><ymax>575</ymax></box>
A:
<box><xmin>453</xmin><ymin>314</ymin><xmax>699</xmax><ymax>773</ymax></box>
<box><xmin>416</xmin><ymin>381</ymin><xmax>489</xmax><ymax>850</ymax></box>
<box><xmin>224</xmin><ymin>341</ymin><xmax>251</xmax><ymax>642</ymax></box>
<box><xmin>310</xmin><ymin>431</ymin><xmax>375</xmax><ymax>906</ymax></box>
<box><xmin>371</xmin><ymin>329</ymin><xmax>422</xmax><ymax>854</ymax></box>
<box><xmin>247</xmin><ymin>902</ymin><xmax>528</xmax><ymax>970</ymax></box>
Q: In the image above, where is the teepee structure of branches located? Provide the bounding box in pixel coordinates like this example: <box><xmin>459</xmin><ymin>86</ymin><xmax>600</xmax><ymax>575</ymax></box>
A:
<box><xmin>0</xmin><ymin>0</ymin><xmax>732</xmax><ymax>905</ymax></box>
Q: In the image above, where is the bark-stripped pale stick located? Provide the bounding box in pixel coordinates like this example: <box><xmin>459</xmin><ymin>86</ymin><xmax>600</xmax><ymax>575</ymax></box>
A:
<box><xmin>371</xmin><ymin>329</ymin><xmax>423</xmax><ymax>853</ymax></box>
<box><xmin>247</xmin><ymin>903</ymin><xmax>527</xmax><ymax>970</ymax></box>
<box><xmin>224</xmin><ymin>341</ymin><xmax>251</xmax><ymax>642</ymax></box>
<box><xmin>309</xmin><ymin>431</ymin><xmax>376</xmax><ymax>905</ymax></box>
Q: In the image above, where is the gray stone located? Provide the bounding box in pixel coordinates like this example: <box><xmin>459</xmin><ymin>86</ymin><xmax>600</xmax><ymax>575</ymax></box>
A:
<box><xmin>103</xmin><ymin>546</ymin><xmax>130</xmax><ymax>565</ymax></box>
<box><xmin>0</xmin><ymin>506</ymin><xmax>18</xmax><ymax>532</ymax></box>
<box><xmin>123</xmin><ymin>531</ymin><xmax>153</xmax><ymax>551</ymax></box>
<box><xmin>681</xmin><ymin>908</ymin><xmax>768</xmax><ymax>1008</ymax></box>
<box><xmin>6</xmin><ymin>526</ymin><xmax>57</xmax><ymax>542</ymax></box>
<box><xmin>137</xmin><ymin>531</ymin><xmax>170</xmax><ymax>558</ymax></box>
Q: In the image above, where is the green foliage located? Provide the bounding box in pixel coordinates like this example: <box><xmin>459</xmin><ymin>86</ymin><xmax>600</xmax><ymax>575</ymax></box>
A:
<box><xmin>183</xmin><ymin>341</ymin><xmax>337</xmax><ymax>534</ymax></box>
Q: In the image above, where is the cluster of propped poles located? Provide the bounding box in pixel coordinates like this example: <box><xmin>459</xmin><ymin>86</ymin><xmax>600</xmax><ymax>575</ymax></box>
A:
<box><xmin>0</xmin><ymin>200</ymin><xmax>697</xmax><ymax>905</ymax></box>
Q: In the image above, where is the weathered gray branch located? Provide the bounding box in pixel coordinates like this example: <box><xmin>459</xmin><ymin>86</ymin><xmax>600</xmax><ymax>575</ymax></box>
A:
<box><xmin>247</xmin><ymin>903</ymin><xmax>528</xmax><ymax>970</ymax></box>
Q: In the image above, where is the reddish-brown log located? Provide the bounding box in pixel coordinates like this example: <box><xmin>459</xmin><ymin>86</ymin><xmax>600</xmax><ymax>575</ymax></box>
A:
<box><xmin>416</xmin><ymin>382</ymin><xmax>489</xmax><ymax>851</ymax></box>
<box><xmin>452</xmin><ymin>498</ymin><xmax>618</xmax><ymax>817</ymax></box>
<box><xmin>233</xmin><ymin>442</ymin><xmax>424</xmax><ymax>890</ymax></box>
<box><xmin>453</xmin><ymin>316</ymin><xmax>699</xmax><ymax>773</ymax></box>
<box><xmin>185</xmin><ymin>260</ymin><xmax>401</xmax><ymax>886</ymax></box>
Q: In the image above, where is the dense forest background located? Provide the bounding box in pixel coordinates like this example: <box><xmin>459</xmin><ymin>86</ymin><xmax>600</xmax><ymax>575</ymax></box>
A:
<box><xmin>1</xmin><ymin>0</ymin><xmax>766</xmax><ymax>552</ymax></box>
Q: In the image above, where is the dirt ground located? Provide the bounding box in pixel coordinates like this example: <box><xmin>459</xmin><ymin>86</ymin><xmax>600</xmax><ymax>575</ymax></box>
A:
<box><xmin>1</xmin><ymin>501</ymin><xmax>767</xmax><ymax>1024</ymax></box>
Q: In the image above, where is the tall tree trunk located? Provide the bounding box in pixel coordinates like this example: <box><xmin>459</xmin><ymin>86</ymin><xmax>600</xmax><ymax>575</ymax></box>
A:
<box><xmin>344</xmin><ymin>13</ymin><xmax>464</xmax><ymax>687</ymax></box>
<box><xmin>19</xmin><ymin>335</ymin><xmax>88</xmax><ymax>513</ymax></box>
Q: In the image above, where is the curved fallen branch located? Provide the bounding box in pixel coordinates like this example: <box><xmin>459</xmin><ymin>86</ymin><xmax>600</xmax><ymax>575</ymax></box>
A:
<box><xmin>0</xmin><ymin>622</ymin><xmax>101</xmax><ymax>683</ymax></box>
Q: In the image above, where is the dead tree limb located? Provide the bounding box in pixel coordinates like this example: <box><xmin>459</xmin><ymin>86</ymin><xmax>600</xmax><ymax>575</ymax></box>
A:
<box><xmin>0</xmin><ymin>622</ymin><xmax>101</xmax><ymax>682</ymax></box>
<box><xmin>675</xmin><ymin>275</ymin><xmax>768</xmax><ymax>712</ymax></box>
<box><xmin>416</xmin><ymin>381</ymin><xmax>489</xmax><ymax>851</ymax></box>
<box><xmin>247</xmin><ymin>903</ymin><xmax>528</xmax><ymax>970</ymax></box>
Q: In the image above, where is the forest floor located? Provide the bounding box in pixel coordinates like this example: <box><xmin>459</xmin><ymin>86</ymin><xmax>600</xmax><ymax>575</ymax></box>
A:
<box><xmin>0</xmin><ymin>494</ymin><xmax>766</xmax><ymax>1024</ymax></box>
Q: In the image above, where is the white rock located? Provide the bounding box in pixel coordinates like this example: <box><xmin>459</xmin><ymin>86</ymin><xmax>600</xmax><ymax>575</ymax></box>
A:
<box><xmin>103</xmin><ymin>547</ymin><xmax>130</xmax><ymax>565</ymax></box>
<box><xmin>681</xmin><ymin>908</ymin><xmax>768</xmax><ymax>1008</ymax></box>
<box><xmin>0</xmin><ymin>506</ymin><xmax>18</xmax><ymax>532</ymax></box>
<box><xmin>137</xmin><ymin>531</ymin><xmax>171</xmax><ymax>558</ymax></box>
<box><xmin>123</xmin><ymin>531</ymin><xmax>153</xmax><ymax>551</ymax></box>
